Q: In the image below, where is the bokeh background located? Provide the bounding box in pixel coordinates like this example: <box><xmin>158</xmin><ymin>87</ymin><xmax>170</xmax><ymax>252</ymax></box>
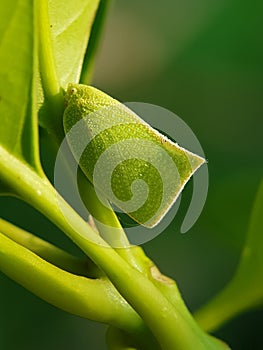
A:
<box><xmin>1</xmin><ymin>0</ymin><xmax>263</xmax><ymax>349</ymax></box>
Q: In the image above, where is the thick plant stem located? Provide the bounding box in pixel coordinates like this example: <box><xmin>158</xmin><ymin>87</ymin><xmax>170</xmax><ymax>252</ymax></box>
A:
<box><xmin>77</xmin><ymin>170</ymin><xmax>149</xmax><ymax>272</ymax></box>
<box><xmin>36</xmin><ymin>0</ymin><xmax>64</xmax><ymax>138</ymax></box>
<box><xmin>106</xmin><ymin>326</ymin><xmax>142</xmax><ymax>350</ymax></box>
<box><xmin>0</xmin><ymin>145</ymin><xmax>229</xmax><ymax>350</ymax></box>
<box><xmin>0</xmin><ymin>232</ymin><xmax>141</xmax><ymax>332</ymax></box>
<box><xmin>37</xmin><ymin>1</ymin><xmax>60</xmax><ymax>99</ymax></box>
<box><xmin>0</xmin><ymin>218</ymin><xmax>99</xmax><ymax>277</ymax></box>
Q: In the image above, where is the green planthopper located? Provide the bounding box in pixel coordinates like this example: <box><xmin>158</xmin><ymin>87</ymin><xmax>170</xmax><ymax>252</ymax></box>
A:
<box><xmin>63</xmin><ymin>84</ymin><xmax>205</xmax><ymax>228</ymax></box>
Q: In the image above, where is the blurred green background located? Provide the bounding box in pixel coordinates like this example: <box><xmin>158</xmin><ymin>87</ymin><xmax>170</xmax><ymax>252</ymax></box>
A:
<box><xmin>1</xmin><ymin>0</ymin><xmax>262</xmax><ymax>349</ymax></box>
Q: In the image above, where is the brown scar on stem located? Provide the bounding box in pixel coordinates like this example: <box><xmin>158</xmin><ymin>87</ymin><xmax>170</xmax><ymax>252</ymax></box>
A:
<box><xmin>150</xmin><ymin>265</ymin><xmax>174</xmax><ymax>285</ymax></box>
<box><xmin>88</xmin><ymin>215</ymin><xmax>100</xmax><ymax>235</ymax></box>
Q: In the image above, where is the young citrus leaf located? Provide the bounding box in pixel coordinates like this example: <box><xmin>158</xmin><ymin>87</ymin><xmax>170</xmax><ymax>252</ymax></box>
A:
<box><xmin>195</xmin><ymin>178</ymin><xmax>263</xmax><ymax>332</ymax></box>
<box><xmin>48</xmin><ymin>0</ymin><xmax>100</xmax><ymax>88</ymax></box>
<box><xmin>63</xmin><ymin>84</ymin><xmax>205</xmax><ymax>227</ymax></box>
<box><xmin>0</xmin><ymin>0</ymin><xmax>42</xmax><ymax>175</ymax></box>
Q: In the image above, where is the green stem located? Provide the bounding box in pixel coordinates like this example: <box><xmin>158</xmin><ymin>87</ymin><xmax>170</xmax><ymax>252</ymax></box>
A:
<box><xmin>37</xmin><ymin>0</ymin><xmax>60</xmax><ymax>99</ymax></box>
<box><xmin>77</xmin><ymin>170</ymin><xmax>148</xmax><ymax>272</ymax></box>
<box><xmin>194</xmin><ymin>281</ymin><xmax>262</xmax><ymax>332</ymax></box>
<box><xmin>106</xmin><ymin>326</ymin><xmax>142</xmax><ymax>350</ymax></box>
<box><xmin>0</xmin><ymin>145</ymin><xmax>229</xmax><ymax>350</ymax></box>
<box><xmin>0</xmin><ymin>232</ymin><xmax>141</xmax><ymax>331</ymax></box>
<box><xmin>195</xmin><ymin>258</ymin><xmax>263</xmax><ymax>332</ymax></box>
<box><xmin>0</xmin><ymin>218</ymin><xmax>99</xmax><ymax>278</ymax></box>
<box><xmin>36</xmin><ymin>0</ymin><xmax>64</xmax><ymax>138</ymax></box>
<box><xmin>195</xmin><ymin>179</ymin><xmax>263</xmax><ymax>332</ymax></box>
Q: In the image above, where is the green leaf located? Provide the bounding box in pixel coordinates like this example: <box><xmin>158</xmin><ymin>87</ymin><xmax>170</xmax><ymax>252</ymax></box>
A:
<box><xmin>195</xmin><ymin>178</ymin><xmax>263</xmax><ymax>332</ymax></box>
<box><xmin>0</xmin><ymin>0</ymin><xmax>42</xmax><ymax>174</ymax></box>
<box><xmin>48</xmin><ymin>0</ymin><xmax>100</xmax><ymax>88</ymax></box>
<box><xmin>63</xmin><ymin>84</ymin><xmax>205</xmax><ymax>227</ymax></box>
